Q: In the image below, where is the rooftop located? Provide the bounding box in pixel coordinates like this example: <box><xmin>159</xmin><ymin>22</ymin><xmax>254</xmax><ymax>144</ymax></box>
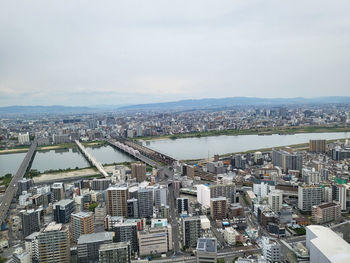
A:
<box><xmin>77</xmin><ymin>231</ymin><xmax>114</xmax><ymax>244</ymax></box>
<box><xmin>317</xmin><ymin>202</ymin><xmax>339</xmax><ymax>209</ymax></box>
<box><xmin>53</xmin><ymin>199</ymin><xmax>74</xmax><ymax>207</ymax></box>
<box><xmin>99</xmin><ymin>242</ymin><xmax>130</xmax><ymax>252</ymax></box>
<box><xmin>197</xmin><ymin>238</ymin><xmax>217</xmax><ymax>253</ymax></box>
<box><xmin>72</xmin><ymin>211</ymin><xmax>93</xmax><ymax>219</ymax></box>
<box><xmin>306</xmin><ymin>225</ymin><xmax>350</xmax><ymax>263</ymax></box>
<box><xmin>44</xmin><ymin>222</ymin><xmax>63</xmax><ymax>232</ymax></box>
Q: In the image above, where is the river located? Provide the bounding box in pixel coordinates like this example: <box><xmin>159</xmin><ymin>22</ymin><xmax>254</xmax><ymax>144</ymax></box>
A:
<box><xmin>0</xmin><ymin>145</ymin><xmax>135</xmax><ymax>177</ymax></box>
<box><xmin>145</xmin><ymin>132</ymin><xmax>350</xmax><ymax>160</ymax></box>
<box><xmin>1</xmin><ymin>132</ymin><xmax>349</xmax><ymax>177</ymax></box>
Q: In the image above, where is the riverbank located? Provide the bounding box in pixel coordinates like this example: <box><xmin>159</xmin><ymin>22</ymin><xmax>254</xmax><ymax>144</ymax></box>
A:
<box><xmin>32</xmin><ymin>164</ymin><xmax>116</xmax><ymax>184</ymax></box>
<box><xmin>136</xmin><ymin>125</ymin><xmax>350</xmax><ymax>141</ymax></box>
<box><xmin>0</xmin><ymin>140</ymin><xmax>107</xmax><ymax>155</ymax></box>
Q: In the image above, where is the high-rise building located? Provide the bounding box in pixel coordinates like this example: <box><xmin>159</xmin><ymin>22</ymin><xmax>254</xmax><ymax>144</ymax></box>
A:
<box><xmin>127</xmin><ymin>198</ymin><xmax>139</xmax><ymax>218</ymax></box>
<box><xmin>71</xmin><ymin>212</ymin><xmax>95</xmax><ymax>243</ymax></box>
<box><xmin>306</xmin><ymin>225</ymin><xmax>350</xmax><ymax>262</ymax></box>
<box><xmin>24</xmin><ymin>231</ymin><xmax>39</xmax><ymax>262</ymax></box>
<box><xmin>182</xmin><ymin>216</ymin><xmax>201</xmax><ymax>248</ymax></box>
<box><xmin>210</xmin><ymin>183</ymin><xmax>236</xmax><ymax>203</ymax></box>
<box><xmin>197</xmin><ymin>184</ymin><xmax>211</xmax><ymax>207</ymax></box>
<box><xmin>272</xmin><ymin>149</ymin><xmax>302</xmax><ymax>172</ymax></box>
<box><xmin>112</xmin><ymin>221</ymin><xmax>139</xmax><ymax>254</ymax></box>
<box><xmin>309</xmin><ymin>140</ymin><xmax>326</xmax><ymax>153</ymax></box>
<box><xmin>210</xmin><ymin>197</ymin><xmax>227</xmax><ymax>221</ymax></box>
<box><xmin>337</xmin><ymin>184</ymin><xmax>349</xmax><ymax>211</ymax></box>
<box><xmin>52</xmin><ymin>134</ymin><xmax>70</xmax><ymax>144</ymax></box>
<box><xmin>99</xmin><ymin>242</ymin><xmax>131</xmax><ymax>263</ymax></box>
<box><xmin>312</xmin><ymin>203</ymin><xmax>341</xmax><ymax>224</ymax></box>
<box><xmin>95</xmin><ymin>203</ymin><xmax>107</xmax><ymax>224</ymax></box>
<box><xmin>18</xmin><ymin>132</ymin><xmax>30</xmax><ymax>145</ymax></box>
<box><xmin>196</xmin><ymin>238</ymin><xmax>217</xmax><ymax>263</ymax></box>
<box><xmin>268</xmin><ymin>190</ymin><xmax>283</xmax><ymax>213</ymax></box>
<box><xmin>298</xmin><ymin>185</ymin><xmax>322</xmax><ymax>212</ymax></box>
<box><xmin>137</xmin><ymin>188</ymin><xmax>153</xmax><ymax>218</ymax></box>
<box><xmin>177</xmin><ymin>197</ymin><xmax>189</xmax><ymax>215</ymax></box>
<box><xmin>77</xmin><ymin>232</ymin><xmax>114</xmax><ymax>263</ymax></box>
<box><xmin>51</xmin><ymin>182</ymin><xmax>65</xmax><ymax>201</ymax></box>
<box><xmin>53</xmin><ymin>199</ymin><xmax>75</xmax><ymax>224</ymax></box>
<box><xmin>37</xmin><ymin>222</ymin><xmax>70</xmax><ymax>263</ymax></box>
<box><xmin>131</xmin><ymin>162</ymin><xmax>146</xmax><ymax>183</ymax></box>
<box><xmin>107</xmin><ymin>186</ymin><xmax>128</xmax><ymax>217</ymax></box>
<box><xmin>17</xmin><ymin>178</ymin><xmax>33</xmax><ymax>196</ymax></box>
<box><xmin>20</xmin><ymin>209</ymin><xmax>41</xmax><ymax>238</ymax></box>
<box><xmin>154</xmin><ymin>185</ymin><xmax>168</xmax><ymax>208</ymax></box>
<box><xmin>261</xmin><ymin>237</ymin><xmax>281</xmax><ymax>263</ymax></box>
<box><xmin>91</xmin><ymin>178</ymin><xmax>111</xmax><ymax>191</ymax></box>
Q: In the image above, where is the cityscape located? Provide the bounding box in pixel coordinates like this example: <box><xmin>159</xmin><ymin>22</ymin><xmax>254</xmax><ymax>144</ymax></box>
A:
<box><xmin>1</xmin><ymin>1</ymin><xmax>350</xmax><ymax>262</ymax></box>
<box><xmin>0</xmin><ymin>102</ymin><xmax>350</xmax><ymax>263</ymax></box>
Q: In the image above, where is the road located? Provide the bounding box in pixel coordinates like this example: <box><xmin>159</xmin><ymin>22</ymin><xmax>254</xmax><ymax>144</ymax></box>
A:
<box><xmin>0</xmin><ymin>139</ymin><xmax>37</xmax><ymax>226</ymax></box>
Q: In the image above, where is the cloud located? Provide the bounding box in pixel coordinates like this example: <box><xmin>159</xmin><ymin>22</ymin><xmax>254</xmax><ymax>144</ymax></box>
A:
<box><xmin>0</xmin><ymin>0</ymin><xmax>350</xmax><ymax>106</ymax></box>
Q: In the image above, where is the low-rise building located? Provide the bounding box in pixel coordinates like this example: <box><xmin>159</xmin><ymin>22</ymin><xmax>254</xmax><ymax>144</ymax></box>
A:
<box><xmin>196</xmin><ymin>238</ymin><xmax>217</xmax><ymax>263</ymax></box>
<box><xmin>312</xmin><ymin>202</ymin><xmax>341</xmax><ymax>224</ymax></box>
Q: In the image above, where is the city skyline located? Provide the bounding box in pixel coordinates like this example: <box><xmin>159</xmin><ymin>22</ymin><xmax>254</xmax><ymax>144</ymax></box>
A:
<box><xmin>1</xmin><ymin>0</ymin><xmax>350</xmax><ymax>106</ymax></box>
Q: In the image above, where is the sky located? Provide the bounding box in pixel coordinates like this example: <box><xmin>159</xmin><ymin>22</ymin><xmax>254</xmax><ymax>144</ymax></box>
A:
<box><xmin>0</xmin><ymin>0</ymin><xmax>350</xmax><ymax>106</ymax></box>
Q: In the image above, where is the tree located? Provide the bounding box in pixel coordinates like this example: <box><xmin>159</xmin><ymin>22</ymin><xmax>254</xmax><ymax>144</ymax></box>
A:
<box><xmin>89</xmin><ymin>202</ymin><xmax>98</xmax><ymax>212</ymax></box>
<box><xmin>217</xmin><ymin>259</ymin><xmax>226</xmax><ymax>263</ymax></box>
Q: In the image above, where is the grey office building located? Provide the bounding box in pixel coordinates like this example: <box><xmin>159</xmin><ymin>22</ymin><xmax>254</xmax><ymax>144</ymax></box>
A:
<box><xmin>182</xmin><ymin>216</ymin><xmax>201</xmax><ymax>248</ymax></box>
<box><xmin>53</xmin><ymin>199</ymin><xmax>75</xmax><ymax>224</ymax></box>
<box><xmin>113</xmin><ymin>222</ymin><xmax>138</xmax><ymax>254</ymax></box>
<box><xmin>21</xmin><ymin>209</ymin><xmax>41</xmax><ymax>238</ymax></box>
<box><xmin>77</xmin><ymin>232</ymin><xmax>114</xmax><ymax>263</ymax></box>
<box><xmin>127</xmin><ymin>199</ymin><xmax>139</xmax><ymax>218</ymax></box>
<box><xmin>137</xmin><ymin>188</ymin><xmax>153</xmax><ymax>218</ymax></box>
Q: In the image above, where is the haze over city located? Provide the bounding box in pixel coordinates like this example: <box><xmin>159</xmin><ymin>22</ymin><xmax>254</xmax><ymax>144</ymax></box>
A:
<box><xmin>1</xmin><ymin>1</ymin><xmax>350</xmax><ymax>263</ymax></box>
<box><xmin>1</xmin><ymin>0</ymin><xmax>350</xmax><ymax>106</ymax></box>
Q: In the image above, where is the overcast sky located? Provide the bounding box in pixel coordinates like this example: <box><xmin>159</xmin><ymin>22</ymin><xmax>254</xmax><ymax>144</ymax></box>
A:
<box><xmin>1</xmin><ymin>0</ymin><xmax>350</xmax><ymax>106</ymax></box>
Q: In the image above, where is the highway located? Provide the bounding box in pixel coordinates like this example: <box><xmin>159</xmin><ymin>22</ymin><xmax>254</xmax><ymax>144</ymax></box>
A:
<box><xmin>0</xmin><ymin>139</ymin><xmax>37</xmax><ymax>226</ymax></box>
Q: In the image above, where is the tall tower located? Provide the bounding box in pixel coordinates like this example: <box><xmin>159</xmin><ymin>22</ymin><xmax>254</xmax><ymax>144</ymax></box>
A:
<box><xmin>107</xmin><ymin>186</ymin><xmax>129</xmax><ymax>217</ymax></box>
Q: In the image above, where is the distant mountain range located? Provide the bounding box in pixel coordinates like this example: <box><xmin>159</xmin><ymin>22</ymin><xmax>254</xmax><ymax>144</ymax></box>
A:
<box><xmin>1</xmin><ymin>96</ymin><xmax>350</xmax><ymax>114</ymax></box>
<box><xmin>118</xmin><ymin>96</ymin><xmax>350</xmax><ymax>110</ymax></box>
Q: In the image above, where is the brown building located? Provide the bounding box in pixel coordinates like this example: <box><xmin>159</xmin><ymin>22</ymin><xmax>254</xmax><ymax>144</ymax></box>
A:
<box><xmin>107</xmin><ymin>186</ymin><xmax>128</xmax><ymax>217</ymax></box>
<box><xmin>37</xmin><ymin>222</ymin><xmax>70</xmax><ymax>263</ymax></box>
<box><xmin>309</xmin><ymin>140</ymin><xmax>326</xmax><ymax>153</ymax></box>
<box><xmin>71</xmin><ymin>212</ymin><xmax>94</xmax><ymax>243</ymax></box>
<box><xmin>131</xmin><ymin>162</ymin><xmax>146</xmax><ymax>182</ymax></box>
<box><xmin>261</xmin><ymin>211</ymin><xmax>278</xmax><ymax>228</ymax></box>
<box><xmin>228</xmin><ymin>203</ymin><xmax>244</xmax><ymax>218</ymax></box>
<box><xmin>312</xmin><ymin>202</ymin><xmax>341</xmax><ymax>224</ymax></box>
<box><xmin>210</xmin><ymin>197</ymin><xmax>227</xmax><ymax>220</ymax></box>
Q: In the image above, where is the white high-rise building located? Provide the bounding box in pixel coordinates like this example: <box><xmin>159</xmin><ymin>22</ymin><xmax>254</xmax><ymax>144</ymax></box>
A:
<box><xmin>338</xmin><ymin>185</ymin><xmax>348</xmax><ymax>211</ymax></box>
<box><xmin>18</xmin><ymin>132</ymin><xmax>30</xmax><ymax>145</ymax></box>
<box><xmin>197</xmin><ymin>184</ymin><xmax>210</xmax><ymax>207</ymax></box>
<box><xmin>268</xmin><ymin>190</ymin><xmax>283</xmax><ymax>213</ymax></box>
<box><xmin>261</xmin><ymin>237</ymin><xmax>280</xmax><ymax>263</ymax></box>
<box><xmin>253</xmin><ymin>182</ymin><xmax>275</xmax><ymax>199</ymax></box>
